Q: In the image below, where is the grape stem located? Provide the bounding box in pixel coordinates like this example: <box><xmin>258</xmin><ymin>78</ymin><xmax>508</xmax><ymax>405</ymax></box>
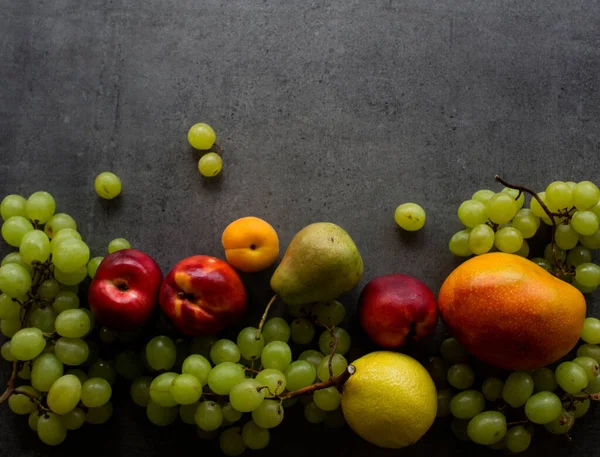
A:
<box><xmin>12</xmin><ymin>386</ymin><xmax>48</xmax><ymax>412</ymax></box>
<box><xmin>278</xmin><ymin>365</ymin><xmax>356</xmax><ymax>400</ymax></box>
<box><xmin>255</xmin><ymin>295</ymin><xmax>278</xmax><ymax>339</ymax></box>
<box><xmin>0</xmin><ymin>361</ymin><xmax>23</xmax><ymax>404</ymax></box>
<box><xmin>506</xmin><ymin>420</ymin><xmax>529</xmax><ymax>426</ymax></box>
<box><xmin>494</xmin><ymin>175</ymin><xmax>565</xmax><ymax>273</ymax></box>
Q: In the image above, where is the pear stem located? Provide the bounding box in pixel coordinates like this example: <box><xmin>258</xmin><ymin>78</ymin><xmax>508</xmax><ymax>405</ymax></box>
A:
<box><xmin>279</xmin><ymin>365</ymin><xmax>356</xmax><ymax>400</ymax></box>
<box><xmin>494</xmin><ymin>175</ymin><xmax>565</xmax><ymax>273</ymax></box>
<box><xmin>256</xmin><ymin>295</ymin><xmax>278</xmax><ymax>339</ymax></box>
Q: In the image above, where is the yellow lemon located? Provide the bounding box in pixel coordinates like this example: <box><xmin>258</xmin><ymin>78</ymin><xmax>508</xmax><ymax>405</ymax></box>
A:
<box><xmin>341</xmin><ymin>351</ymin><xmax>437</xmax><ymax>448</ymax></box>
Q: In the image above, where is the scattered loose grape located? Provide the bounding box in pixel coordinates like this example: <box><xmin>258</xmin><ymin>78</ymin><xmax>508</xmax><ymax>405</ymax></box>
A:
<box><xmin>94</xmin><ymin>172</ymin><xmax>122</xmax><ymax>200</ymax></box>
<box><xmin>188</xmin><ymin>123</ymin><xmax>216</xmax><ymax>150</ymax></box>
<box><xmin>108</xmin><ymin>237</ymin><xmax>130</xmax><ymax>253</ymax></box>
<box><xmin>394</xmin><ymin>203</ymin><xmax>426</xmax><ymax>231</ymax></box>
<box><xmin>198</xmin><ymin>153</ymin><xmax>223</xmax><ymax>177</ymax></box>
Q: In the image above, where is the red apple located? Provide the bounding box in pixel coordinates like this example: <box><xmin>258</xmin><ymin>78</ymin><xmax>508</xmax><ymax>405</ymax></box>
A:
<box><xmin>159</xmin><ymin>255</ymin><xmax>247</xmax><ymax>336</ymax></box>
<box><xmin>359</xmin><ymin>273</ymin><xmax>438</xmax><ymax>348</ymax></box>
<box><xmin>88</xmin><ymin>249</ymin><xmax>163</xmax><ymax>330</ymax></box>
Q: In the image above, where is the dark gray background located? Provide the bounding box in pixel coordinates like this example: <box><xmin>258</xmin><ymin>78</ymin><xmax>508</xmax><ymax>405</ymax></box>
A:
<box><xmin>2</xmin><ymin>0</ymin><xmax>600</xmax><ymax>456</ymax></box>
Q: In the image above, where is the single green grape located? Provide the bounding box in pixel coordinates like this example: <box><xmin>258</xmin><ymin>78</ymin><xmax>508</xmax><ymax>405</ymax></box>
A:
<box><xmin>28</xmin><ymin>411</ymin><xmax>39</xmax><ymax>431</ymax></box>
<box><xmin>524</xmin><ymin>391</ymin><xmax>562</xmax><ymax>424</ymax></box>
<box><xmin>1</xmin><ymin>318</ymin><xmax>22</xmax><ymax>337</ymax></box>
<box><xmin>290</xmin><ymin>318</ymin><xmax>316</xmax><ymax>345</ymax></box>
<box><xmin>530</xmin><ymin>257</ymin><xmax>552</xmax><ymax>271</ymax></box>
<box><xmin>573</xmin><ymin>181</ymin><xmax>600</xmax><ymax>210</ymax></box>
<box><xmin>313</xmin><ymin>386</ymin><xmax>341</xmax><ymax>411</ymax></box>
<box><xmin>554</xmin><ymin>223</ymin><xmax>579</xmax><ymax>250</ymax></box>
<box><xmin>0</xmin><ymin>194</ymin><xmax>27</xmax><ymax>220</ymax></box>
<box><xmin>555</xmin><ymin>362</ymin><xmax>589</xmax><ymax>394</ymax></box>
<box><xmin>481</xmin><ymin>377</ymin><xmax>504</xmax><ymax>401</ymax></box>
<box><xmin>55</xmin><ymin>309</ymin><xmax>91</xmax><ymax>339</ymax></box>
<box><xmin>210</xmin><ymin>339</ymin><xmax>240</xmax><ymax>365</ymax></box>
<box><xmin>581</xmin><ymin>230</ymin><xmax>600</xmax><ymax>250</ymax></box>
<box><xmin>236</xmin><ymin>327</ymin><xmax>265</xmax><ymax>360</ymax></box>
<box><xmin>261</xmin><ymin>317</ymin><xmax>290</xmax><ymax>343</ymax></box>
<box><xmin>545</xmin><ymin>181</ymin><xmax>573</xmax><ymax>211</ymax></box>
<box><xmin>471</xmin><ymin>189</ymin><xmax>495</xmax><ymax>205</ymax></box>
<box><xmin>447</xmin><ymin>364</ymin><xmax>475</xmax><ymax>390</ymax></box>
<box><xmin>222</xmin><ymin>402</ymin><xmax>243</xmax><ymax>423</ymax></box>
<box><xmin>448</xmin><ymin>229</ymin><xmax>472</xmax><ymax>257</ymax></box>
<box><xmin>436</xmin><ymin>388</ymin><xmax>453</xmax><ymax>418</ymax></box>
<box><xmin>0</xmin><ymin>263</ymin><xmax>32</xmax><ymax>298</ymax></box>
<box><xmin>50</xmin><ymin>228</ymin><xmax>82</xmax><ymax>251</ymax></box>
<box><xmin>37</xmin><ymin>412</ymin><xmax>67</xmax><ymax>446</ymax></box>
<box><xmin>572</xmin><ymin>211</ymin><xmax>600</xmax><ymax>236</ymax></box>
<box><xmin>511</xmin><ymin>209</ymin><xmax>540</xmax><ymax>239</ymax></box>
<box><xmin>261</xmin><ymin>341</ymin><xmax>292</xmax><ymax>372</ymax></box>
<box><xmin>582</xmin><ymin>317</ymin><xmax>600</xmax><ymax>344</ymax></box>
<box><xmin>440</xmin><ymin>338</ymin><xmax>469</xmax><ymax>364</ymax></box>
<box><xmin>198</xmin><ymin>153</ymin><xmax>223</xmax><ymax>177</ymax></box>
<box><xmin>181</xmin><ymin>354</ymin><xmax>212</xmax><ymax>387</ymax></box>
<box><xmin>502</xmin><ymin>372</ymin><xmax>534</xmax><ymax>407</ymax></box>
<box><xmin>467</xmin><ymin>411</ymin><xmax>507</xmax><ymax>445</ymax></box>
<box><xmin>578</xmin><ymin>344</ymin><xmax>600</xmax><ymax>363</ymax></box>
<box><xmin>1</xmin><ymin>341</ymin><xmax>14</xmax><ymax>362</ymax></box>
<box><xmin>285</xmin><ymin>360</ymin><xmax>316</xmax><ymax>391</ymax></box>
<box><xmin>544</xmin><ymin>243</ymin><xmax>566</xmax><ymax>265</ymax></box>
<box><xmin>219</xmin><ymin>427</ymin><xmax>246</xmax><ymax>457</ymax></box>
<box><xmin>449</xmin><ymin>390</ymin><xmax>485</xmax><ymax>419</ymax></box>
<box><xmin>149</xmin><ymin>372</ymin><xmax>178</xmax><ymax>407</ymax></box>
<box><xmin>108</xmin><ymin>237</ymin><xmax>130</xmax><ymax>253</ymax></box>
<box><xmin>532</xmin><ymin>367</ymin><xmax>557</xmax><ymax>392</ymax></box>
<box><xmin>318</xmin><ymin>328</ymin><xmax>351</xmax><ymax>355</ymax></box>
<box><xmin>494</xmin><ymin>227</ymin><xmax>523</xmax><ymax>253</ymax></box>
<box><xmin>312</xmin><ymin>300</ymin><xmax>346</xmax><ymax>326</ymax></box>
<box><xmin>62</xmin><ymin>407</ymin><xmax>86</xmax><ymax>430</ymax></box>
<box><xmin>229</xmin><ymin>378</ymin><xmax>265</xmax><ymax>412</ymax></box>
<box><xmin>47</xmin><ymin>374</ymin><xmax>82</xmax><ymax>415</ymax></box>
<box><xmin>487</xmin><ymin>193</ymin><xmax>517</xmax><ymax>224</ymax></box>
<box><xmin>514</xmin><ymin>240</ymin><xmax>529</xmax><ymax>257</ymax></box>
<box><xmin>169</xmin><ymin>373</ymin><xmax>202</xmax><ymax>405</ymax></box>
<box><xmin>467</xmin><ymin>224</ymin><xmax>494</xmax><ymax>255</ymax></box>
<box><xmin>207</xmin><ymin>362</ymin><xmax>246</xmax><ymax>395</ymax></box>
<box><xmin>80</xmin><ymin>377</ymin><xmax>113</xmax><ymax>408</ymax></box>
<box><xmin>146</xmin><ymin>399</ymin><xmax>177</xmax><ymax>426</ymax></box>
<box><xmin>504</xmin><ymin>425</ymin><xmax>531</xmax><ymax>453</ymax></box>
<box><xmin>37</xmin><ymin>279</ymin><xmax>60</xmax><ymax>301</ymax></box>
<box><xmin>195</xmin><ymin>401</ymin><xmax>223</xmax><ymax>431</ymax></box>
<box><xmin>252</xmin><ymin>399</ymin><xmax>284</xmax><ymax>429</ymax></box>
<box><xmin>188</xmin><ymin>123</ymin><xmax>216</xmax><ymax>149</ymax></box>
<box><xmin>242</xmin><ymin>420</ymin><xmax>270</xmax><ymax>450</ymax></box>
<box><xmin>87</xmin><ymin>256</ymin><xmax>104</xmax><ymax>278</ymax></box>
<box><xmin>575</xmin><ymin>263</ymin><xmax>600</xmax><ymax>288</ymax></box>
<box><xmin>130</xmin><ymin>376</ymin><xmax>152</xmax><ymax>407</ymax></box>
<box><xmin>299</xmin><ymin>350</ymin><xmax>325</xmax><ymax>370</ymax></box>
<box><xmin>95</xmin><ymin>172</ymin><xmax>122</xmax><ymax>199</ymax></box>
<box><xmin>0</xmin><ymin>293</ymin><xmax>20</xmax><ymax>320</ymax></box>
<box><xmin>9</xmin><ymin>386</ymin><xmax>41</xmax><ymax>415</ymax></box>
<box><xmin>10</xmin><ymin>327</ymin><xmax>46</xmax><ymax>361</ymax></box>
<box><xmin>544</xmin><ymin>409</ymin><xmax>574</xmax><ymax>434</ymax></box>
<box><xmin>178</xmin><ymin>402</ymin><xmax>199</xmax><ymax>424</ymax></box>
<box><xmin>54</xmin><ymin>337</ymin><xmax>89</xmax><ymax>366</ymax></box>
<box><xmin>457</xmin><ymin>200</ymin><xmax>487</xmax><ymax>228</ymax></box>
<box><xmin>28</xmin><ymin>306</ymin><xmax>56</xmax><ymax>333</ymax></box>
<box><xmin>573</xmin><ymin>356</ymin><xmax>600</xmax><ymax>381</ymax></box>
<box><xmin>44</xmin><ymin>213</ymin><xmax>77</xmax><ymax>239</ymax></box>
<box><xmin>20</xmin><ymin>230</ymin><xmax>51</xmax><ymax>264</ymax></box>
<box><xmin>2</xmin><ymin>216</ymin><xmax>34</xmax><ymax>247</ymax></box>
<box><xmin>394</xmin><ymin>203</ymin><xmax>426</xmax><ymax>231</ymax></box>
<box><xmin>567</xmin><ymin>245</ymin><xmax>592</xmax><ymax>267</ymax></box>
<box><xmin>146</xmin><ymin>335</ymin><xmax>176</xmax><ymax>371</ymax></box>
<box><xmin>31</xmin><ymin>353</ymin><xmax>63</xmax><ymax>392</ymax></box>
<box><xmin>255</xmin><ymin>368</ymin><xmax>286</xmax><ymax>398</ymax></box>
<box><xmin>25</xmin><ymin>191</ymin><xmax>55</xmax><ymax>224</ymax></box>
<box><xmin>529</xmin><ymin>191</ymin><xmax>549</xmax><ymax>217</ymax></box>
<box><xmin>317</xmin><ymin>354</ymin><xmax>348</xmax><ymax>381</ymax></box>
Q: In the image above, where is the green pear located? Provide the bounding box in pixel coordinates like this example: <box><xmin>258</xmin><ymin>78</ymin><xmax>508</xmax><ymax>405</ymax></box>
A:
<box><xmin>270</xmin><ymin>222</ymin><xmax>363</xmax><ymax>305</ymax></box>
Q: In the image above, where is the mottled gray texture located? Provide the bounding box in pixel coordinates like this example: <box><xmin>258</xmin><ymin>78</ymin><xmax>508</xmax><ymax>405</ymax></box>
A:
<box><xmin>1</xmin><ymin>0</ymin><xmax>600</xmax><ymax>456</ymax></box>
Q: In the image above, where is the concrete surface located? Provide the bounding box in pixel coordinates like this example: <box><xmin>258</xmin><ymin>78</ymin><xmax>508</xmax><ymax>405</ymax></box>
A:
<box><xmin>1</xmin><ymin>0</ymin><xmax>600</xmax><ymax>456</ymax></box>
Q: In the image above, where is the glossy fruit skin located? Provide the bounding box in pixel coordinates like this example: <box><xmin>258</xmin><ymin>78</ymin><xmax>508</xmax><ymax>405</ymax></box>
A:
<box><xmin>221</xmin><ymin>217</ymin><xmax>279</xmax><ymax>273</ymax></box>
<box><xmin>359</xmin><ymin>274</ymin><xmax>438</xmax><ymax>349</ymax></box>
<box><xmin>88</xmin><ymin>249</ymin><xmax>162</xmax><ymax>330</ymax></box>
<box><xmin>159</xmin><ymin>255</ymin><xmax>247</xmax><ymax>336</ymax></box>
<box><xmin>439</xmin><ymin>253</ymin><xmax>586</xmax><ymax>370</ymax></box>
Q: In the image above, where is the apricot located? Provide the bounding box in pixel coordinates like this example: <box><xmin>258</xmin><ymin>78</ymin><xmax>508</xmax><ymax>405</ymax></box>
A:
<box><xmin>439</xmin><ymin>252</ymin><xmax>586</xmax><ymax>370</ymax></box>
<box><xmin>221</xmin><ymin>217</ymin><xmax>279</xmax><ymax>272</ymax></box>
